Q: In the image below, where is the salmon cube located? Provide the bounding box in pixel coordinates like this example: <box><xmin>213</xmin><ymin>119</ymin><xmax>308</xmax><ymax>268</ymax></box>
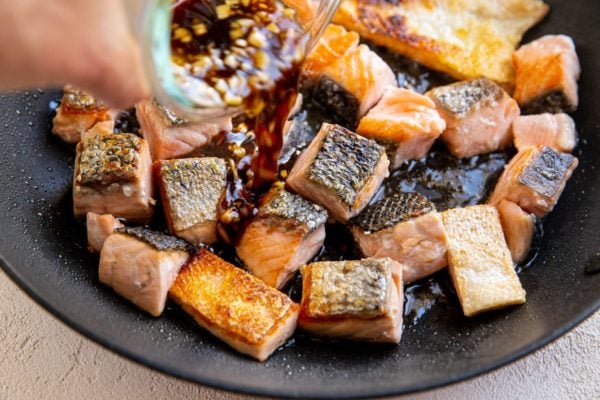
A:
<box><xmin>237</xmin><ymin>187</ymin><xmax>327</xmax><ymax>289</ymax></box>
<box><xmin>81</xmin><ymin>120</ymin><xmax>115</xmax><ymax>141</ymax></box>
<box><xmin>169</xmin><ymin>249</ymin><xmax>299</xmax><ymax>361</ymax></box>
<box><xmin>73</xmin><ymin>133</ymin><xmax>154</xmax><ymax>223</ymax></box>
<box><xmin>136</xmin><ymin>99</ymin><xmax>232</xmax><ymax>160</ymax></box>
<box><xmin>301</xmin><ymin>24</ymin><xmax>360</xmax><ymax>84</ymax></box>
<box><xmin>298</xmin><ymin>258</ymin><xmax>403</xmax><ymax>343</ymax></box>
<box><xmin>512</xmin><ymin>35</ymin><xmax>581</xmax><ymax>114</ymax></box>
<box><xmin>442</xmin><ymin>205</ymin><xmax>526</xmax><ymax>317</ymax></box>
<box><xmin>155</xmin><ymin>157</ymin><xmax>227</xmax><ymax>245</ymax></box>
<box><xmin>351</xmin><ymin>190</ymin><xmax>448</xmax><ymax>283</ymax></box>
<box><xmin>357</xmin><ymin>88</ymin><xmax>446</xmax><ymax>169</ymax></box>
<box><xmin>427</xmin><ymin>78</ymin><xmax>520</xmax><ymax>159</ymax></box>
<box><xmin>496</xmin><ymin>200</ymin><xmax>536</xmax><ymax>264</ymax></box>
<box><xmin>307</xmin><ymin>44</ymin><xmax>397</xmax><ymax>129</ymax></box>
<box><xmin>52</xmin><ymin>86</ymin><xmax>116</xmax><ymax>144</ymax></box>
<box><xmin>286</xmin><ymin>123</ymin><xmax>389</xmax><ymax>222</ymax></box>
<box><xmin>86</xmin><ymin>212</ymin><xmax>124</xmax><ymax>253</ymax></box>
<box><xmin>99</xmin><ymin>227</ymin><xmax>191</xmax><ymax>317</ymax></box>
<box><xmin>512</xmin><ymin>113</ymin><xmax>577</xmax><ymax>153</ymax></box>
<box><xmin>488</xmin><ymin>146</ymin><xmax>578</xmax><ymax>217</ymax></box>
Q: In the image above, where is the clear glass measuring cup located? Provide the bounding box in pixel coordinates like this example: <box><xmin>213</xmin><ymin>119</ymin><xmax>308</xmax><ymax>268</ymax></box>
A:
<box><xmin>123</xmin><ymin>0</ymin><xmax>340</xmax><ymax>121</ymax></box>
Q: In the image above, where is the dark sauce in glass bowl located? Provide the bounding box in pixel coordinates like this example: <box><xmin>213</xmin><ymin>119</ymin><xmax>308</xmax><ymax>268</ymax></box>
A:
<box><xmin>171</xmin><ymin>0</ymin><xmax>307</xmax><ymax>187</ymax></box>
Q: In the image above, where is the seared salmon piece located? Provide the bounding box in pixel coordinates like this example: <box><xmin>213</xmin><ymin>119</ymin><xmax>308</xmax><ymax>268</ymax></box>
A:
<box><xmin>307</xmin><ymin>44</ymin><xmax>397</xmax><ymax>129</ymax></box>
<box><xmin>286</xmin><ymin>123</ymin><xmax>389</xmax><ymax>222</ymax></box>
<box><xmin>237</xmin><ymin>187</ymin><xmax>327</xmax><ymax>289</ymax></box>
<box><xmin>81</xmin><ymin>120</ymin><xmax>115</xmax><ymax>141</ymax></box>
<box><xmin>488</xmin><ymin>146</ymin><xmax>578</xmax><ymax>217</ymax></box>
<box><xmin>427</xmin><ymin>78</ymin><xmax>520</xmax><ymax>159</ymax></box>
<box><xmin>512</xmin><ymin>113</ymin><xmax>577</xmax><ymax>153</ymax></box>
<box><xmin>73</xmin><ymin>133</ymin><xmax>155</xmax><ymax>223</ymax></box>
<box><xmin>301</xmin><ymin>24</ymin><xmax>360</xmax><ymax>84</ymax></box>
<box><xmin>496</xmin><ymin>200</ymin><xmax>536</xmax><ymax>264</ymax></box>
<box><xmin>442</xmin><ymin>205</ymin><xmax>526</xmax><ymax>317</ymax></box>
<box><xmin>298</xmin><ymin>258</ymin><xmax>403</xmax><ymax>343</ymax></box>
<box><xmin>86</xmin><ymin>212</ymin><xmax>124</xmax><ymax>253</ymax></box>
<box><xmin>351</xmin><ymin>191</ymin><xmax>448</xmax><ymax>284</ymax></box>
<box><xmin>357</xmin><ymin>88</ymin><xmax>446</xmax><ymax>169</ymax></box>
<box><xmin>99</xmin><ymin>227</ymin><xmax>191</xmax><ymax>317</ymax></box>
<box><xmin>169</xmin><ymin>249</ymin><xmax>299</xmax><ymax>361</ymax></box>
<box><xmin>513</xmin><ymin>35</ymin><xmax>581</xmax><ymax>114</ymax></box>
<box><xmin>52</xmin><ymin>86</ymin><xmax>116</xmax><ymax>144</ymax></box>
<box><xmin>136</xmin><ymin>99</ymin><xmax>232</xmax><ymax>160</ymax></box>
<box><xmin>332</xmin><ymin>0</ymin><xmax>548</xmax><ymax>88</ymax></box>
<box><xmin>155</xmin><ymin>158</ymin><xmax>227</xmax><ymax>246</ymax></box>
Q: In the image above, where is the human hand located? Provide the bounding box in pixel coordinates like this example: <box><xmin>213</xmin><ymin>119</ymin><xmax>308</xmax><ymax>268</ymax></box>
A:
<box><xmin>0</xmin><ymin>0</ymin><xmax>149</xmax><ymax>108</ymax></box>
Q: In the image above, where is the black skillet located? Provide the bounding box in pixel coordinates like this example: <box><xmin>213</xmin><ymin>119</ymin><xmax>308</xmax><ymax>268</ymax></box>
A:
<box><xmin>0</xmin><ymin>0</ymin><xmax>599</xmax><ymax>398</ymax></box>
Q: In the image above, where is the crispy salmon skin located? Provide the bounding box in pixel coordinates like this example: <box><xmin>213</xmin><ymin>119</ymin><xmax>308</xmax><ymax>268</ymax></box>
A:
<box><xmin>237</xmin><ymin>186</ymin><xmax>327</xmax><ymax>289</ymax></box>
<box><xmin>427</xmin><ymin>78</ymin><xmax>520</xmax><ymax>159</ymax></box>
<box><xmin>351</xmin><ymin>190</ymin><xmax>448</xmax><ymax>283</ymax></box>
<box><xmin>489</xmin><ymin>146</ymin><xmax>578</xmax><ymax>217</ymax></box>
<box><xmin>73</xmin><ymin>133</ymin><xmax>154</xmax><ymax>223</ymax></box>
<box><xmin>299</xmin><ymin>258</ymin><xmax>403</xmax><ymax>343</ymax></box>
<box><xmin>155</xmin><ymin>157</ymin><xmax>227</xmax><ymax>245</ymax></box>
<box><xmin>169</xmin><ymin>249</ymin><xmax>299</xmax><ymax>361</ymax></box>
<box><xmin>286</xmin><ymin>123</ymin><xmax>389</xmax><ymax>222</ymax></box>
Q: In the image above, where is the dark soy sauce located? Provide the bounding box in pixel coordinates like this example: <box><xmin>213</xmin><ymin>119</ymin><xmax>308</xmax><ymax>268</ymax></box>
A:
<box><xmin>367</xmin><ymin>42</ymin><xmax>454</xmax><ymax>93</ymax></box>
<box><xmin>171</xmin><ymin>0</ymin><xmax>306</xmax><ymax>186</ymax></box>
<box><xmin>386</xmin><ymin>146</ymin><xmax>513</xmax><ymax>212</ymax></box>
<box><xmin>171</xmin><ymin>0</ymin><xmax>308</xmax><ymax>243</ymax></box>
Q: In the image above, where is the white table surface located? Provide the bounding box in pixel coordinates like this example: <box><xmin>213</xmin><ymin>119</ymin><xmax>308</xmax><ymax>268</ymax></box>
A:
<box><xmin>0</xmin><ymin>270</ymin><xmax>597</xmax><ymax>400</ymax></box>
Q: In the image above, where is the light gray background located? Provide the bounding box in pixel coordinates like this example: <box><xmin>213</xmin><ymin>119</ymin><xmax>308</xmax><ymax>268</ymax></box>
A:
<box><xmin>0</xmin><ymin>270</ymin><xmax>597</xmax><ymax>400</ymax></box>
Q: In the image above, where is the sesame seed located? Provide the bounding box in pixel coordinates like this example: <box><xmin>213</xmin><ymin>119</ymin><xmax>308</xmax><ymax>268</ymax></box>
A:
<box><xmin>230</xmin><ymin>28</ymin><xmax>244</xmax><ymax>40</ymax></box>
<box><xmin>224</xmin><ymin>54</ymin><xmax>239</xmax><ymax>69</ymax></box>
<box><xmin>267</xmin><ymin>22</ymin><xmax>280</xmax><ymax>34</ymax></box>
<box><xmin>273</xmin><ymin>181</ymin><xmax>285</xmax><ymax>189</ymax></box>
<box><xmin>173</xmin><ymin>27</ymin><xmax>192</xmax><ymax>43</ymax></box>
<box><xmin>192</xmin><ymin>23</ymin><xmax>207</xmax><ymax>36</ymax></box>
<box><xmin>237</xmin><ymin>18</ymin><xmax>254</xmax><ymax>28</ymax></box>
<box><xmin>254</xmin><ymin>50</ymin><xmax>269</xmax><ymax>70</ymax></box>
<box><xmin>232</xmin><ymin>146</ymin><xmax>246</xmax><ymax>158</ymax></box>
<box><xmin>215</xmin><ymin>4</ymin><xmax>231</xmax><ymax>19</ymax></box>
<box><xmin>224</xmin><ymin>92</ymin><xmax>243</xmax><ymax>106</ymax></box>
<box><xmin>214</xmin><ymin>79</ymin><xmax>229</xmax><ymax>94</ymax></box>
<box><xmin>283</xmin><ymin>7</ymin><xmax>296</xmax><ymax>18</ymax></box>
<box><xmin>234</xmin><ymin>38</ymin><xmax>248</xmax><ymax>47</ymax></box>
<box><xmin>248</xmin><ymin>29</ymin><xmax>267</xmax><ymax>48</ymax></box>
<box><xmin>241</xmin><ymin>62</ymin><xmax>253</xmax><ymax>72</ymax></box>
